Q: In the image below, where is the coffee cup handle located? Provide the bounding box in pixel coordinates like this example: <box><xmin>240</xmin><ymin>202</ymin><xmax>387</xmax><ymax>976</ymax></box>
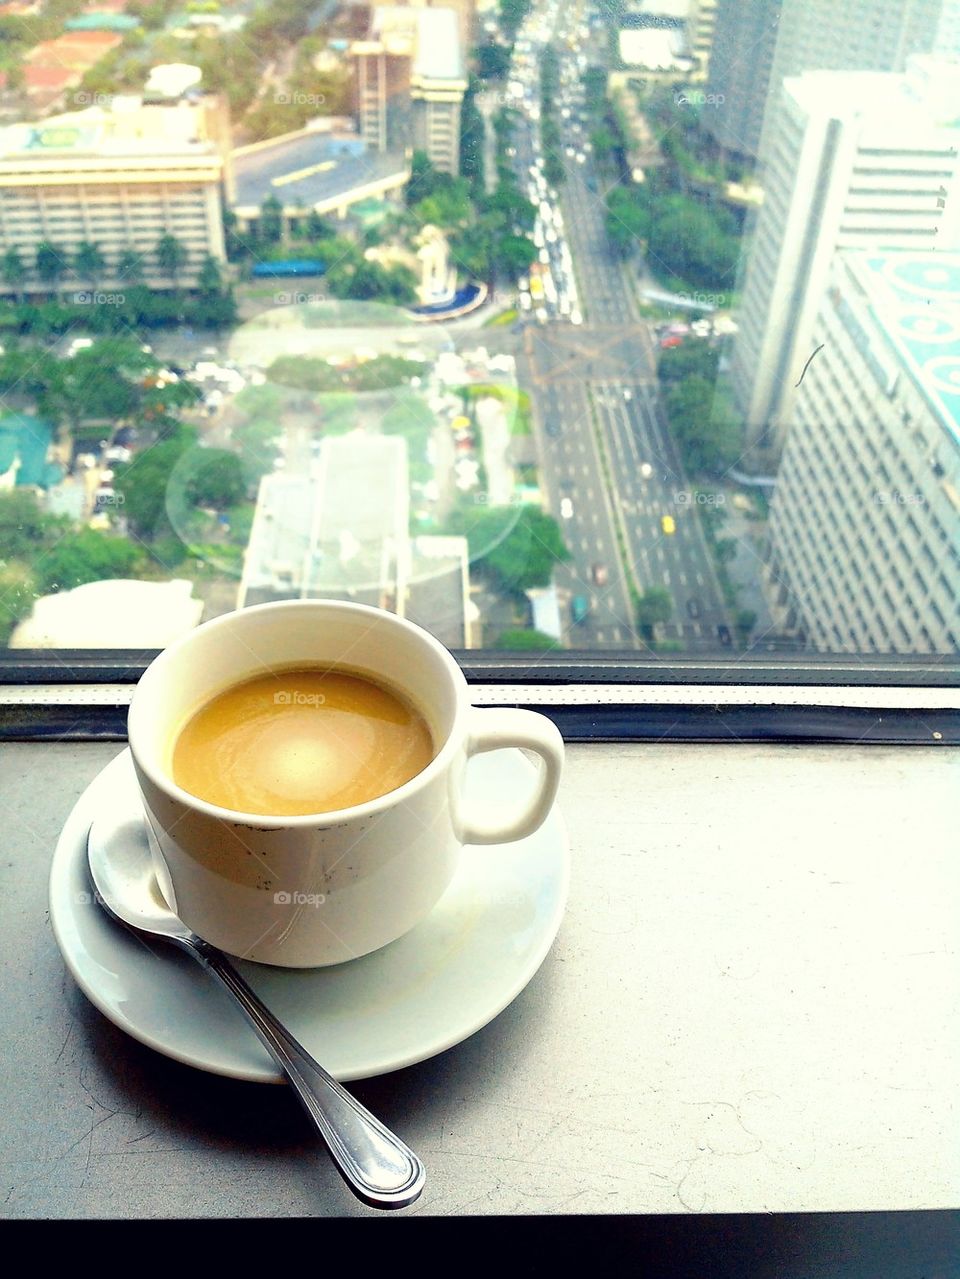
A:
<box><xmin>460</xmin><ymin>708</ymin><xmax>564</xmax><ymax>845</ymax></box>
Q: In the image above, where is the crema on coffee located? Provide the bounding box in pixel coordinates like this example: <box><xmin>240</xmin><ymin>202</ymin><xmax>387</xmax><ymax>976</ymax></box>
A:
<box><xmin>171</xmin><ymin>666</ymin><xmax>434</xmax><ymax>816</ymax></box>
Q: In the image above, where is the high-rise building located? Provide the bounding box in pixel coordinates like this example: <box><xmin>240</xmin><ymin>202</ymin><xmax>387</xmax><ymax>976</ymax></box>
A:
<box><xmin>756</xmin><ymin>0</ymin><xmax>945</xmax><ymax>160</ymax></box>
<box><xmin>368</xmin><ymin>0</ymin><xmax>475</xmax><ymax>52</ymax></box>
<box><xmin>765</xmin><ymin>250</ymin><xmax>960</xmax><ymax>654</ymax></box>
<box><xmin>702</xmin><ymin>0</ymin><xmax>783</xmax><ymax>160</ymax></box>
<box><xmin>936</xmin><ymin>0</ymin><xmax>960</xmax><ymax>52</ymax></box>
<box><xmin>706</xmin><ymin>0</ymin><xmax>948</xmax><ymax>162</ymax></box>
<box><xmin>730</xmin><ymin>61</ymin><xmax>960</xmax><ymax>458</ymax></box>
<box><xmin>0</xmin><ymin>94</ymin><xmax>229</xmax><ymax>293</ymax></box>
<box><xmin>351</xmin><ymin>6</ymin><xmax>467</xmax><ymax>175</ymax></box>
<box><xmin>685</xmin><ymin>0</ymin><xmax>717</xmax><ymax>80</ymax></box>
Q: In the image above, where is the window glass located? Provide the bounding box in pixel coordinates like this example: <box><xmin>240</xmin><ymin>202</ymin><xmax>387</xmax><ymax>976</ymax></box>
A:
<box><xmin>0</xmin><ymin>0</ymin><xmax>957</xmax><ymax>666</ymax></box>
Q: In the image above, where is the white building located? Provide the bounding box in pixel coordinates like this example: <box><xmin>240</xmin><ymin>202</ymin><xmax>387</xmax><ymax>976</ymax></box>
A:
<box><xmin>238</xmin><ymin>429</ymin><xmax>474</xmax><ymax>647</ymax></box>
<box><xmin>11</xmin><ymin>579</ymin><xmax>203</xmax><ymax>647</ymax></box>
<box><xmin>766</xmin><ymin>250</ymin><xmax>960</xmax><ymax>655</ymax></box>
<box><xmin>757</xmin><ymin>0</ymin><xmax>948</xmax><ymax>162</ymax></box>
<box><xmin>731</xmin><ymin>60</ymin><xmax>960</xmax><ymax>459</ymax></box>
<box><xmin>0</xmin><ymin>96</ymin><xmax>229</xmax><ymax>294</ymax></box>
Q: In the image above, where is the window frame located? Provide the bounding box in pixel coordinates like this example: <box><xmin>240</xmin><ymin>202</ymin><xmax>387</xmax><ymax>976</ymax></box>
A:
<box><xmin>2</xmin><ymin>649</ymin><xmax>958</xmax><ymax>745</ymax></box>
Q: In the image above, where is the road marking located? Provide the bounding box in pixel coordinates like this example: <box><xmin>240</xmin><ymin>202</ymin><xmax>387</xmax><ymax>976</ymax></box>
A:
<box><xmin>663</xmin><ymin>569</ymin><xmax>671</xmax><ymax>585</ymax></box>
<box><xmin>696</xmin><ymin>573</ymin><xmax>704</xmax><ymax>586</ymax></box>
<box><xmin>271</xmin><ymin>159</ymin><xmax>335</xmax><ymax>186</ymax></box>
<box><xmin>679</xmin><ymin>572</ymin><xmax>687</xmax><ymax>586</ymax></box>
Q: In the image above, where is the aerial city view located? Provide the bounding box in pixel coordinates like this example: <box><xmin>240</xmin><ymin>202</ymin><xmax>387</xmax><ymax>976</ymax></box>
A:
<box><xmin>0</xmin><ymin>0</ymin><xmax>958</xmax><ymax>655</ymax></box>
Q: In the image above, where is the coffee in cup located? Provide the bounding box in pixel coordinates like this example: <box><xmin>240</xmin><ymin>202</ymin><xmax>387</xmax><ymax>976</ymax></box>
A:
<box><xmin>128</xmin><ymin>600</ymin><xmax>564</xmax><ymax>968</ymax></box>
<box><xmin>171</xmin><ymin>665</ymin><xmax>434</xmax><ymax>817</ymax></box>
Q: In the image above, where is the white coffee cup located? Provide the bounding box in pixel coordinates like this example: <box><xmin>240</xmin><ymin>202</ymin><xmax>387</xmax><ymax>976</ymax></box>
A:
<box><xmin>127</xmin><ymin>600</ymin><xmax>564</xmax><ymax>968</ymax></box>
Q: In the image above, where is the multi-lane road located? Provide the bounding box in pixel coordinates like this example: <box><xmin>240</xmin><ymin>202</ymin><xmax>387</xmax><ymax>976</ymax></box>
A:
<box><xmin>504</xmin><ymin>0</ymin><xmax>732</xmax><ymax>649</ymax></box>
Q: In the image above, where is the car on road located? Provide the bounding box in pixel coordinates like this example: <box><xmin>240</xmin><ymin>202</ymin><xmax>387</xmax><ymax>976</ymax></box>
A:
<box><xmin>571</xmin><ymin>595</ymin><xmax>590</xmax><ymax>624</ymax></box>
<box><xmin>623</xmin><ymin>388</ymin><xmax>633</xmax><ymax>401</ymax></box>
<box><xmin>546</xmin><ymin>421</ymin><xmax>560</xmax><ymax>437</ymax></box>
<box><xmin>560</xmin><ymin>497</ymin><xmax>574</xmax><ymax>519</ymax></box>
<box><xmin>686</xmin><ymin>598</ymin><xmax>701</xmax><ymax>619</ymax></box>
<box><xmin>717</xmin><ymin>624</ymin><xmax>732</xmax><ymax>647</ymax></box>
<box><xmin>591</xmin><ymin>563</ymin><xmax>608</xmax><ymax>586</ymax></box>
<box><xmin>661</xmin><ymin>514</ymin><xmax>676</xmax><ymax>535</ymax></box>
<box><xmin>640</xmin><ymin>462</ymin><xmax>653</xmax><ymax>479</ymax></box>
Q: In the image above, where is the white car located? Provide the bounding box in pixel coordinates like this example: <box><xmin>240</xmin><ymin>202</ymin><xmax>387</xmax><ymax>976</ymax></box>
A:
<box><xmin>640</xmin><ymin>462</ymin><xmax>653</xmax><ymax>479</ymax></box>
<box><xmin>560</xmin><ymin>497</ymin><xmax>574</xmax><ymax>519</ymax></box>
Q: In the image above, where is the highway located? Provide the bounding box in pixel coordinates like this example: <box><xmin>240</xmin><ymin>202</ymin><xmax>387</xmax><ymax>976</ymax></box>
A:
<box><xmin>504</xmin><ymin>0</ymin><xmax>732</xmax><ymax>649</ymax></box>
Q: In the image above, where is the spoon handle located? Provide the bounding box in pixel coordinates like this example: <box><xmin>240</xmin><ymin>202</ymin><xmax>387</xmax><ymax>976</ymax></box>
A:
<box><xmin>194</xmin><ymin>941</ymin><xmax>425</xmax><ymax>1210</ymax></box>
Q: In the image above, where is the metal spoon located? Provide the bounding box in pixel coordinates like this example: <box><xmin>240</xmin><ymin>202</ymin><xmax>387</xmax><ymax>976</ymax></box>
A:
<box><xmin>86</xmin><ymin>818</ymin><xmax>425</xmax><ymax>1211</ymax></box>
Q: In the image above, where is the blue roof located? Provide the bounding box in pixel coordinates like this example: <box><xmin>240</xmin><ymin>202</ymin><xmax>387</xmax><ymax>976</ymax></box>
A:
<box><xmin>0</xmin><ymin>412</ymin><xmax>58</xmax><ymax>487</ymax></box>
<box><xmin>848</xmin><ymin>252</ymin><xmax>960</xmax><ymax>449</ymax></box>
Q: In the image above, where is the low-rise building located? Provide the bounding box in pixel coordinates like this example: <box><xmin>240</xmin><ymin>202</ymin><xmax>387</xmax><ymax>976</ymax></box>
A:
<box><xmin>238</xmin><ymin>429</ymin><xmax>474</xmax><ymax>645</ymax></box>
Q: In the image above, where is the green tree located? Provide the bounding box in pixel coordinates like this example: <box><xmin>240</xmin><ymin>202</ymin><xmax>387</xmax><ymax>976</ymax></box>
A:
<box><xmin>74</xmin><ymin>241</ymin><xmax>105</xmax><ymax>291</ymax></box>
<box><xmin>305</xmin><ymin>210</ymin><xmax>334</xmax><ymax>240</ymax></box>
<box><xmin>116</xmin><ymin>248</ymin><xmax>145</xmax><ymax>285</ymax></box>
<box><xmin>477</xmin><ymin>42</ymin><xmax>511</xmax><ymax>80</ymax></box>
<box><xmin>495</xmin><ymin>628</ymin><xmax>558</xmax><ymax>650</ymax></box>
<box><xmin>35</xmin><ymin>242</ymin><xmax>64</xmax><ymax>292</ymax></box>
<box><xmin>446</xmin><ymin>504</ymin><xmax>571</xmax><ymax>595</ymax></box>
<box><xmin>36</xmin><ymin>528</ymin><xmax>141</xmax><ymax>594</ymax></box>
<box><xmin>155</xmin><ymin>233</ymin><xmax>187</xmax><ymax>288</ymax></box>
<box><xmin>114</xmin><ymin>427</ymin><xmax>197</xmax><ymax>538</ymax></box>
<box><xmin>259</xmin><ymin>194</ymin><xmax>284</xmax><ymax>244</ymax></box>
<box><xmin>1</xmin><ymin>246</ymin><xmax>27</xmax><ymax>301</ymax></box>
<box><xmin>605</xmin><ymin>186</ymin><xmax>650</xmax><ymax>257</ymax></box>
<box><xmin>658</xmin><ymin>337</ymin><xmax>719</xmax><ymax>385</ymax></box>
<box><xmin>496</xmin><ymin>233</ymin><xmax>537</xmax><ymax>277</ymax></box>
<box><xmin>196</xmin><ymin>253</ymin><xmax>223</xmax><ymax>294</ymax></box>
<box><xmin>0</xmin><ymin>488</ymin><xmax>64</xmax><ymax>559</ymax></box>
<box><xmin>636</xmin><ymin>586</ymin><xmax>672</xmax><ymax>639</ymax></box>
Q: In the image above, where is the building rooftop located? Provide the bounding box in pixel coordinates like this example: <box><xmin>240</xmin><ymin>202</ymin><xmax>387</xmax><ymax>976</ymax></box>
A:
<box><xmin>64</xmin><ymin>13</ymin><xmax>141</xmax><ymax>31</ymax></box>
<box><xmin>785</xmin><ymin>58</ymin><xmax>960</xmax><ymax>127</ymax></box>
<box><xmin>618</xmin><ymin>27</ymin><xmax>691</xmax><ymax>71</ymax></box>
<box><xmin>840</xmin><ymin>251</ymin><xmax>960</xmax><ymax>449</ymax></box>
<box><xmin>0</xmin><ymin>100</ymin><xmax>222</xmax><ymax>161</ymax></box>
<box><xmin>231</xmin><ymin>131</ymin><xmax>408</xmax><ymax>214</ymax></box>
<box><xmin>367</xmin><ymin>5</ymin><xmax>466</xmax><ymax>82</ymax></box>
<box><xmin>10</xmin><ymin>578</ymin><xmax>203</xmax><ymax>647</ymax></box>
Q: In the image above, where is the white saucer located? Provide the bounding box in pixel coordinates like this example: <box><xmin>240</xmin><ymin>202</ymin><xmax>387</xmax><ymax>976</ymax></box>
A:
<box><xmin>49</xmin><ymin>748</ymin><xmax>569</xmax><ymax>1083</ymax></box>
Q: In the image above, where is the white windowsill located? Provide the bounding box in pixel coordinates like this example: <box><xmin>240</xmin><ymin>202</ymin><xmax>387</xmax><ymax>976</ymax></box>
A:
<box><xmin>0</xmin><ymin>734</ymin><xmax>956</xmax><ymax>1217</ymax></box>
